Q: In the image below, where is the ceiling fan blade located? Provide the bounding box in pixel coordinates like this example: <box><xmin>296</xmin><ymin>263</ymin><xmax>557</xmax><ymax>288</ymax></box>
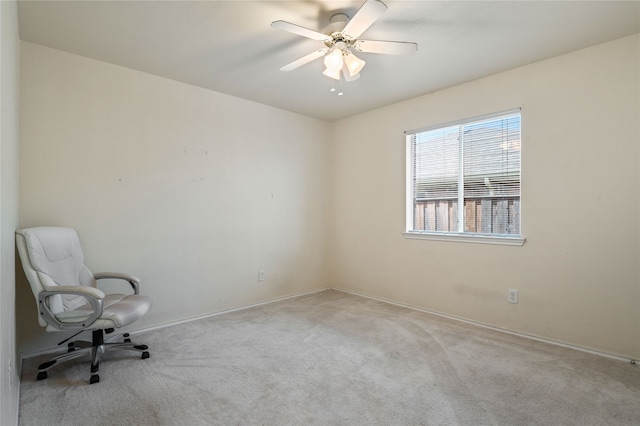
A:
<box><xmin>342</xmin><ymin>0</ymin><xmax>388</xmax><ymax>39</ymax></box>
<box><xmin>279</xmin><ymin>49</ymin><xmax>328</xmax><ymax>72</ymax></box>
<box><xmin>354</xmin><ymin>40</ymin><xmax>417</xmax><ymax>55</ymax></box>
<box><xmin>271</xmin><ymin>20</ymin><xmax>331</xmax><ymax>42</ymax></box>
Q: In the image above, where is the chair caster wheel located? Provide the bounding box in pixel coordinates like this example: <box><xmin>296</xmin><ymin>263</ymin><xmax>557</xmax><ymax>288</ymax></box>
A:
<box><xmin>90</xmin><ymin>374</ymin><xmax>100</xmax><ymax>384</ymax></box>
<box><xmin>37</xmin><ymin>371</ymin><xmax>47</xmax><ymax>381</ymax></box>
<box><xmin>141</xmin><ymin>351</ymin><xmax>150</xmax><ymax>359</ymax></box>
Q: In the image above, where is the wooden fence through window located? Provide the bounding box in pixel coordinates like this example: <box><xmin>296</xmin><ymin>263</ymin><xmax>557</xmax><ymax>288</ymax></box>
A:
<box><xmin>413</xmin><ymin>198</ymin><xmax>520</xmax><ymax>235</ymax></box>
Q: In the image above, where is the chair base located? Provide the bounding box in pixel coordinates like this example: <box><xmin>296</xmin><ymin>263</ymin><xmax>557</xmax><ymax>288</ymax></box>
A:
<box><xmin>36</xmin><ymin>329</ymin><xmax>149</xmax><ymax>384</ymax></box>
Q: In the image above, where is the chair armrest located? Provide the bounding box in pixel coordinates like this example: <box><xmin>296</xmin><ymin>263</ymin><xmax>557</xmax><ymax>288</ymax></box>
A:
<box><xmin>94</xmin><ymin>272</ymin><xmax>141</xmax><ymax>294</ymax></box>
<box><xmin>39</xmin><ymin>286</ymin><xmax>105</xmax><ymax>331</ymax></box>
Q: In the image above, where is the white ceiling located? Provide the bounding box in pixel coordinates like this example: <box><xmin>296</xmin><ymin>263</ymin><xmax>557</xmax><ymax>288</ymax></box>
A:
<box><xmin>17</xmin><ymin>1</ymin><xmax>640</xmax><ymax>122</ymax></box>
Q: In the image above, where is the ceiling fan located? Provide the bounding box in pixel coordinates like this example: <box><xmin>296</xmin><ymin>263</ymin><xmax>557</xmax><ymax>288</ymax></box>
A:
<box><xmin>271</xmin><ymin>0</ymin><xmax>417</xmax><ymax>83</ymax></box>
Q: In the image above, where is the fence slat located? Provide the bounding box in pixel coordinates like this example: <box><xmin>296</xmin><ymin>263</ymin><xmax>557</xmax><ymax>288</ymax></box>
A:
<box><xmin>425</xmin><ymin>202</ymin><xmax>436</xmax><ymax>231</ymax></box>
<box><xmin>450</xmin><ymin>201</ymin><xmax>458</xmax><ymax>232</ymax></box>
<box><xmin>480</xmin><ymin>199</ymin><xmax>492</xmax><ymax>233</ymax></box>
<box><xmin>414</xmin><ymin>202</ymin><xmax>425</xmax><ymax>230</ymax></box>
<box><xmin>464</xmin><ymin>200</ymin><xmax>476</xmax><ymax>232</ymax></box>
<box><xmin>493</xmin><ymin>200</ymin><xmax>508</xmax><ymax>234</ymax></box>
<box><xmin>437</xmin><ymin>201</ymin><xmax>449</xmax><ymax>231</ymax></box>
<box><xmin>510</xmin><ymin>200</ymin><xmax>520</xmax><ymax>234</ymax></box>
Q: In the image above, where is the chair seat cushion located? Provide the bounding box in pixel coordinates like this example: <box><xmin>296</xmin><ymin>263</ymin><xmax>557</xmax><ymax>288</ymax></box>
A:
<box><xmin>56</xmin><ymin>294</ymin><xmax>152</xmax><ymax>328</ymax></box>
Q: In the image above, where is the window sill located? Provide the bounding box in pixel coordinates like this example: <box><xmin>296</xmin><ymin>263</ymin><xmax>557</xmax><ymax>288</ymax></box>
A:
<box><xmin>403</xmin><ymin>231</ymin><xmax>525</xmax><ymax>246</ymax></box>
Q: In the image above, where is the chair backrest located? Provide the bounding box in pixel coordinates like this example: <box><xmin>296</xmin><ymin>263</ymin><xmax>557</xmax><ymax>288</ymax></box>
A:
<box><xmin>16</xmin><ymin>227</ymin><xmax>96</xmax><ymax>325</ymax></box>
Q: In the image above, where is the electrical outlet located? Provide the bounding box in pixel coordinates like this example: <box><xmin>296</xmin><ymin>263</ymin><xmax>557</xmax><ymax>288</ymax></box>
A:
<box><xmin>258</xmin><ymin>269</ymin><xmax>266</xmax><ymax>282</ymax></box>
<box><xmin>508</xmin><ymin>289</ymin><xmax>519</xmax><ymax>304</ymax></box>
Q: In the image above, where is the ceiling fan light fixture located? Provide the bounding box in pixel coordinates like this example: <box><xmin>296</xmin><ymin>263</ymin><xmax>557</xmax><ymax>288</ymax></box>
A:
<box><xmin>323</xmin><ymin>67</ymin><xmax>342</xmax><ymax>80</ymax></box>
<box><xmin>343</xmin><ymin>51</ymin><xmax>366</xmax><ymax>77</ymax></box>
<box><xmin>323</xmin><ymin>48</ymin><xmax>344</xmax><ymax>74</ymax></box>
<box><xmin>342</xmin><ymin>66</ymin><xmax>360</xmax><ymax>82</ymax></box>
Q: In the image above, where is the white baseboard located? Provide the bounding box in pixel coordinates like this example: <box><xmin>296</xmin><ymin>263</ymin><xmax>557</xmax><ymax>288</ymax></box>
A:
<box><xmin>21</xmin><ymin>286</ymin><xmax>636</xmax><ymax>366</ymax></box>
<box><xmin>130</xmin><ymin>287</ymin><xmax>331</xmax><ymax>336</ymax></box>
<box><xmin>332</xmin><ymin>286</ymin><xmax>636</xmax><ymax>364</ymax></box>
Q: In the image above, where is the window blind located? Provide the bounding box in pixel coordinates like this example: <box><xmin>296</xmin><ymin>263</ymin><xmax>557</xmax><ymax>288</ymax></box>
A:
<box><xmin>408</xmin><ymin>110</ymin><xmax>521</xmax><ymax>236</ymax></box>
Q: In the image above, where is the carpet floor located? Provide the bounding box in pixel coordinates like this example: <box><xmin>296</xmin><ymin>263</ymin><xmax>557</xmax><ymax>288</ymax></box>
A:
<box><xmin>18</xmin><ymin>289</ymin><xmax>640</xmax><ymax>425</ymax></box>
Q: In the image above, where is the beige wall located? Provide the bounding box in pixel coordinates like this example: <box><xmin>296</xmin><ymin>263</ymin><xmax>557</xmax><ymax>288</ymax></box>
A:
<box><xmin>18</xmin><ymin>42</ymin><xmax>330</xmax><ymax>354</ymax></box>
<box><xmin>329</xmin><ymin>34</ymin><xmax>640</xmax><ymax>359</ymax></box>
<box><xmin>1</xmin><ymin>0</ymin><xmax>20</xmax><ymax>424</ymax></box>
<box><xmin>17</xmin><ymin>34</ymin><xmax>639</xmax><ymax>364</ymax></box>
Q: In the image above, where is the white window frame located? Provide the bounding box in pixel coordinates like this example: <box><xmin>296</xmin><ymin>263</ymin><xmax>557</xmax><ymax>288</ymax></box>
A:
<box><xmin>404</xmin><ymin>109</ymin><xmax>525</xmax><ymax>246</ymax></box>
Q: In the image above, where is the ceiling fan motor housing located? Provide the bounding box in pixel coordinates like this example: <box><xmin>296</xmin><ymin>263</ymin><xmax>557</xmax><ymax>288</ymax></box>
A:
<box><xmin>323</xmin><ymin>13</ymin><xmax>354</xmax><ymax>48</ymax></box>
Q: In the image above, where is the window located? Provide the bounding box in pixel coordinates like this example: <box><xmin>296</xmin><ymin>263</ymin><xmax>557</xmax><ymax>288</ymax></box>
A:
<box><xmin>405</xmin><ymin>110</ymin><xmax>524</xmax><ymax>245</ymax></box>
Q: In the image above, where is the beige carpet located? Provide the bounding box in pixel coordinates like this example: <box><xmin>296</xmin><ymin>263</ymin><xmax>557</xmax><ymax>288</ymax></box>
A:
<box><xmin>19</xmin><ymin>290</ymin><xmax>640</xmax><ymax>425</ymax></box>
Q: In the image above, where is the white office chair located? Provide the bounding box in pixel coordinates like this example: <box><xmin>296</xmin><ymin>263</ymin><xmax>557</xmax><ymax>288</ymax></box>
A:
<box><xmin>16</xmin><ymin>226</ymin><xmax>152</xmax><ymax>384</ymax></box>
